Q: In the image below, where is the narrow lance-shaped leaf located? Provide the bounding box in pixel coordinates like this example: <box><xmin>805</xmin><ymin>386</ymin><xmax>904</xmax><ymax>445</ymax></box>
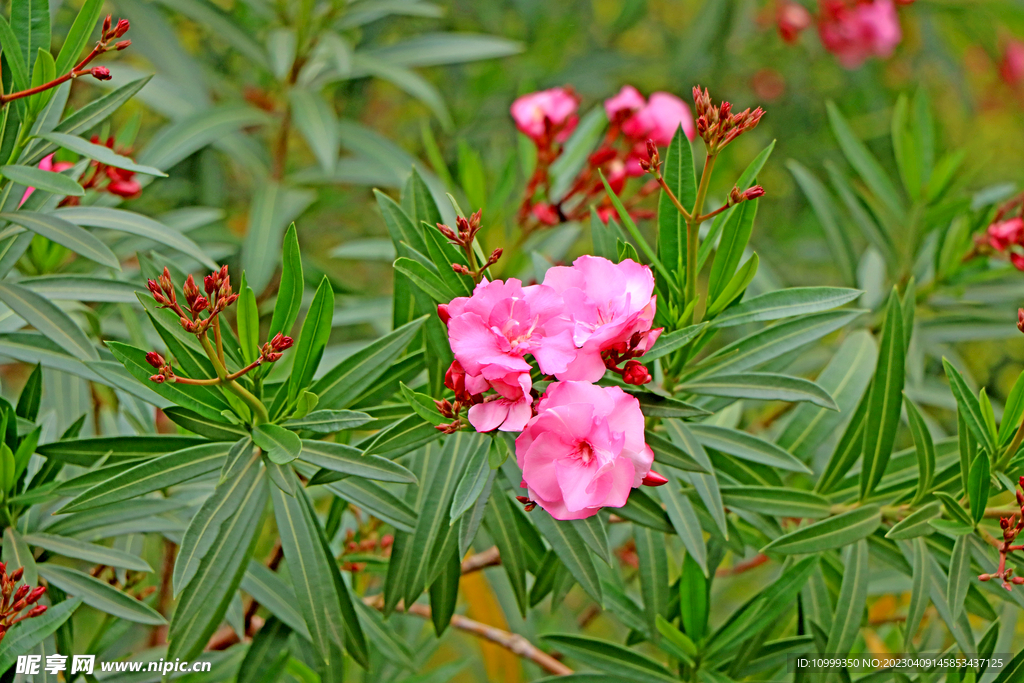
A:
<box><xmin>860</xmin><ymin>289</ymin><xmax>905</xmax><ymax>500</ymax></box>
<box><xmin>657</xmin><ymin>124</ymin><xmax>697</xmax><ymax>295</ymax></box>
<box><xmin>904</xmin><ymin>395</ymin><xmax>935</xmax><ymax>505</ymax></box>
<box><xmin>824</xmin><ymin>540</ymin><xmax>868</xmax><ymax>657</ymax></box>
<box><xmin>944</xmin><ymin>358</ymin><xmax>996</xmax><ymax>456</ymax></box>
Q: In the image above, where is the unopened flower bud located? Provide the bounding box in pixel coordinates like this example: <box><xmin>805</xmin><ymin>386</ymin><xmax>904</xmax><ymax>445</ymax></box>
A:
<box><xmin>1002</xmin><ymin>517</ymin><xmax>1012</xmax><ymax>529</ymax></box>
<box><xmin>26</xmin><ymin>586</ymin><xmax>45</xmax><ymax>604</ymax></box>
<box><xmin>437</xmin><ymin>223</ymin><xmax>458</xmax><ymax>242</ymax></box>
<box><xmin>26</xmin><ymin>605</ymin><xmax>46</xmax><ymax>618</ymax></box>
<box><xmin>622</xmin><ymin>360</ymin><xmax>652</xmax><ymax>385</ymax></box>
<box><xmin>270</xmin><ymin>333</ymin><xmax>294</xmax><ymax>351</ymax></box>
<box><xmin>12</xmin><ymin>585</ymin><xmax>29</xmax><ymax>602</ymax></box>
<box><xmin>149</xmin><ymin>373</ymin><xmax>166</xmax><ymax>383</ymax></box>
<box><xmin>192</xmin><ymin>296</ymin><xmax>208</xmax><ymax>313</ymax></box>
<box><xmin>90</xmin><ymin>67</ymin><xmax>112</xmax><ymax>81</ymax></box>
<box><xmin>489</xmin><ymin>248</ymin><xmax>503</xmax><ymax>264</ymax></box>
<box><xmin>980</xmin><ymin>573</ymin><xmax>992</xmax><ymax>581</ymax></box>
<box><xmin>115</xmin><ymin>39</ymin><xmax>131</xmax><ymax>51</ymax></box>
<box><xmin>102</xmin><ymin>14</ymin><xmax>112</xmax><ymax>36</ymax></box>
<box><xmin>147</xmin><ymin>279</ymin><xmax>165</xmax><ymax>303</ymax></box>
<box><xmin>9</xmin><ymin>567</ymin><xmax>22</xmax><ymax>582</ymax></box>
<box><xmin>641</xmin><ymin>471</ymin><xmax>669</xmax><ymax>486</ymax></box>
<box><xmin>113</xmin><ymin>19</ymin><xmax>130</xmax><ymax>38</ymax></box>
<box><xmin>743</xmin><ymin>185</ymin><xmax>766</xmax><ymax>200</ymax></box>
<box><xmin>524</xmin><ymin>502</ymin><xmax>536</xmax><ymax>512</ymax></box>
<box><xmin>452</xmin><ymin>263</ymin><xmax>472</xmax><ymax>276</ymax></box>
<box><xmin>437</xmin><ymin>304</ymin><xmax>450</xmax><ymax>325</ymax></box>
<box><xmin>203</xmin><ymin>274</ymin><xmax>216</xmax><ymax>294</ymax></box>
<box><xmin>1015</xmin><ymin>576</ymin><xmax>1024</xmax><ymax>585</ymax></box>
<box><xmin>1018</xmin><ymin>308</ymin><xmax>1024</xmax><ymax>334</ymax></box>
<box><xmin>516</xmin><ymin>496</ymin><xmax>531</xmax><ymax>504</ymax></box>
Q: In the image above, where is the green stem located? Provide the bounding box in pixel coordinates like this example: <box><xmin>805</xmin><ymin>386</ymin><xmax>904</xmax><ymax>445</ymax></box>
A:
<box><xmin>686</xmin><ymin>152</ymin><xmax>717</xmax><ymax>322</ymax></box>
<box><xmin>200</xmin><ymin>334</ymin><xmax>269</xmax><ymax>424</ymax></box>
<box><xmin>999</xmin><ymin>418</ymin><xmax>1024</xmax><ymax>470</ymax></box>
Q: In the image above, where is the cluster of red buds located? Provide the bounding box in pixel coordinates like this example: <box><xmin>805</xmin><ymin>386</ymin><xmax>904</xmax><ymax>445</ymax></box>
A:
<box><xmin>515</xmin><ymin>495</ymin><xmax>538</xmax><ymax>512</ymax></box>
<box><xmin>979</xmin><ymin>476</ymin><xmax>1024</xmax><ymax>591</ymax></box>
<box><xmin>436</xmin><ymin>211</ymin><xmax>503</xmax><ymax>282</ymax></box>
<box><xmin>144</xmin><ymin>265</ymin><xmax>292</xmax><ymax>385</ymax></box>
<box><xmin>693</xmin><ymin>86</ymin><xmax>765</xmax><ymax>154</ymax></box>
<box><xmin>0</xmin><ymin>564</ymin><xmax>46</xmax><ymax>645</ymax></box>
<box><xmin>600</xmin><ymin>330</ymin><xmax>661</xmax><ymax>386</ymax></box>
<box><xmin>1</xmin><ymin>15</ymin><xmax>131</xmax><ymax>106</ymax></box>
<box><xmin>433</xmin><ymin>360</ymin><xmax>483</xmax><ymax>434</ymax></box>
<box><xmin>340</xmin><ymin>530</ymin><xmax>394</xmax><ymax>573</ymax></box>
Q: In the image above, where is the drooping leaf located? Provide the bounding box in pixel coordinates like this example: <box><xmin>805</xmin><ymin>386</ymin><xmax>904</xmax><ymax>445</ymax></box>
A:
<box><xmin>761</xmin><ymin>506</ymin><xmax>881</xmax><ymax>554</ymax></box>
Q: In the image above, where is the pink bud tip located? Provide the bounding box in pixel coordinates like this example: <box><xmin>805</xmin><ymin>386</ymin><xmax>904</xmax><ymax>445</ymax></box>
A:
<box><xmin>149</xmin><ymin>374</ymin><xmax>166</xmax><ymax>383</ymax></box>
<box><xmin>90</xmin><ymin>67</ymin><xmax>112</xmax><ymax>81</ymax></box>
<box><xmin>641</xmin><ymin>471</ymin><xmax>669</xmax><ymax>487</ymax></box>
<box><xmin>437</xmin><ymin>304</ymin><xmax>451</xmax><ymax>325</ymax></box>
<box><xmin>979</xmin><ymin>573</ymin><xmax>992</xmax><ymax>581</ymax></box>
<box><xmin>114</xmin><ymin>19</ymin><xmax>130</xmax><ymax>38</ymax></box>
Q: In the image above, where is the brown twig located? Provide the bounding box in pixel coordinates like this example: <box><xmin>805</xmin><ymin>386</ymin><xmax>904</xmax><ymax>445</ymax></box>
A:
<box><xmin>365</xmin><ymin>596</ymin><xmax>572</xmax><ymax>676</ymax></box>
<box><xmin>461</xmin><ymin>546</ymin><xmax>501</xmax><ymax>574</ymax></box>
<box><xmin>716</xmin><ymin>553</ymin><xmax>769</xmax><ymax>577</ymax></box>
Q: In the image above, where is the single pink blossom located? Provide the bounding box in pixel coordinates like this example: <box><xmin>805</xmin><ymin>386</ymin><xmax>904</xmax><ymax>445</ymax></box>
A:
<box><xmin>445</xmin><ymin>277</ymin><xmax>575</xmax><ymax>390</ymax></box>
<box><xmin>541</xmin><ymin>256</ymin><xmax>659</xmax><ymax>382</ymax></box>
<box><xmin>515</xmin><ymin>381</ymin><xmax>654</xmax><ymax>520</ymax></box>
<box><xmin>818</xmin><ymin>0</ymin><xmax>902</xmax><ymax>69</ymax></box>
<box><xmin>20</xmin><ymin>154</ymin><xmax>75</xmax><ymax>205</ymax></box>
<box><xmin>1001</xmin><ymin>40</ymin><xmax>1024</xmax><ymax>88</ymax></box>
<box><xmin>510</xmin><ymin>88</ymin><xmax>579</xmax><ymax>143</ymax></box>
<box><xmin>987</xmin><ymin>218</ymin><xmax>1024</xmax><ymax>251</ymax></box>
<box><xmin>621</xmin><ymin>92</ymin><xmax>696</xmax><ymax>145</ymax></box>
<box><xmin>604</xmin><ymin>85</ymin><xmax>646</xmax><ymax>122</ymax></box>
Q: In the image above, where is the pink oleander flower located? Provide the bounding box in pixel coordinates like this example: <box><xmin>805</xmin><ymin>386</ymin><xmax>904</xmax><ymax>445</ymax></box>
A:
<box><xmin>541</xmin><ymin>256</ymin><xmax>660</xmax><ymax>382</ymax></box>
<box><xmin>777</xmin><ymin>1</ymin><xmax>813</xmax><ymax>43</ymax></box>
<box><xmin>621</xmin><ymin>92</ymin><xmax>696</xmax><ymax>145</ymax></box>
<box><xmin>1001</xmin><ymin>39</ymin><xmax>1024</xmax><ymax>88</ymax></box>
<box><xmin>467</xmin><ymin>371</ymin><xmax>533</xmax><ymax>433</ymax></box>
<box><xmin>20</xmin><ymin>154</ymin><xmax>75</xmax><ymax>205</ymax></box>
<box><xmin>818</xmin><ymin>0</ymin><xmax>902</xmax><ymax>69</ymax></box>
<box><xmin>515</xmin><ymin>381</ymin><xmax>654</xmax><ymax>520</ymax></box>
<box><xmin>510</xmin><ymin>87</ymin><xmax>579</xmax><ymax>144</ymax></box>
<box><xmin>604</xmin><ymin>85</ymin><xmax>646</xmax><ymax>122</ymax></box>
<box><xmin>986</xmin><ymin>218</ymin><xmax>1024</xmax><ymax>251</ymax></box>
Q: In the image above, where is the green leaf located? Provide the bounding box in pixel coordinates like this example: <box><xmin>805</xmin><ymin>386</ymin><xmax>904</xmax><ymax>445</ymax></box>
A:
<box><xmin>532</xmin><ymin>512</ymin><xmax>603</xmax><ymax>603</ymax></box>
<box><xmin>54</xmin><ymin>206</ymin><xmax>215</xmax><ymax>269</ymax></box>
<box><xmin>625</xmin><ymin>389</ymin><xmax>709</xmax><ymax>418</ymax></box>
<box><xmin>682</xmin><ymin>372</ymin><xmax>837</xmax><ymax>409</ymax></box>
<box><xmin>3</xmin><ymin>527</ymin><xmax>36</xmax><ymax>586</ymax></box>
<box><xmin>15</xmin><ymin>362</ymin><xmax>40</xmax><ymax>420</ymax></box>
<box><xmin>299</xmin><ymin>440</ymin><xmax>416</xmax><ymax>483</ymax></box>
<box><xmin>541</xmin><ymin>634</ymin><xmax>675</xmax><ymax>682</ymax></box>
<box><xmin>12</xmin><ymin>0</ymin><xmax>48</xmax><ymax>74</ymax></box>
<box><xmin>664</xmin><ymin>418</ymin><xmax>727</xmax><ymax>540</ymax></box>
<box><xmin>904</xmin><ymin>395</ymin><xmax>935</xmax><ymax>505</ymax></box>
<box><xmin>707</xmin><ymin>199</ymin><xmax>757</xmax><ymax>305</ymax></box>
<box><xmin>693</xmin><ymin>310</ymin><xmax>863</xmax><ymax>380</ymax></box>
<box><xmin>428</xmin><ymin>547</ymin><xmax>460</xmax><ymax>635</ymax></box>
<box><xmin>360</xmin><ymin>32</ymin><xmax>521</xmax><ymax>67</ymax></box>
<box><xmin>42</xmin><ymin>132</ymin><xmax>166</xmax><ymax>176</ymax></box>
<box><xmin>0</xmin><ymin>597</ymin><xmax>81</xmax><ymax>674</ymax></box>
<box><xmin>998</xmin><ymin>370</ymin><xmax>1024</xmax><ymax>445</ymax></box>
<box><xmin>484</xmin><ymin>493</ymin><xmax>528</xmax><ymax>617</ymax></box>
<box><xmin>826</xmin><ymin>101</ymin><xmax>904</xmax><ymax>219</ymax></box>
<box><xmin>645</xmin><ymin>430</ymin><xmax>708</xmax><ymax>473</ymax></box>
<box><xmin>23</xmin><ymin>533</ymin><xmax>151</xmax><ymax>571</ymax></box>
<box><xmin>885</xmin><ymin>501</ymin><xmax>940</xmax><ymax>540</ymax></box>
<box><xmin>549</xmin><ymin>106</ymin><xmax>608</xmax><ymax>200</ymax></box>
<box><xmin>787</xmin><ymin>160</ymin><xmax>856</xmax><ymax>284</ymax></box>
<box><xmin>635</xmin><ymin>525</ymin><xmax>669</xmax><ymax>638</ymax></box>
<box><xmin>36</xmin><ymin>434</ymin><xmax>206</xmax><ymax>466</ymax></box>
<box><xmin>679</xmin><ymin>552</ymin><xmax>708</xmax><ymax>640</ymax></box>
<box><xmin>401</xmin><ymin>166</ymin><xmax>442</xmax><ymax>229</ymax></box>
<box><xmin>393</xmin><ymin>256</ymin><xmax>456</xmax><ymax>304</ymax></box>
<box><xmin>904</xmin><ymin>537</ymin><xmax>929</xmax><ymax>649</ymax></box>
<box><xmin>271</xmin><ymin>467</ymin><xmax>367</xmax><ymax>667</ymax></box>
<box><xmin>0</xmin><ymin>211</ymin><xmax>119</xmax><ymax>269</ymax></box>
<box><xmin>163</xmin><ymin>407</ymin><xmax>248</xmax><ymax>441</ymax></box>
<box><xmin>712</xmin><ymin>287</ymin><xmax>861</xmax><ymax>328</ymax></box>
<box><xmin>689</xmin><ymin>424</ymin><xmax>812</xmax><ymax>473</ymax></box>
<box><xmin>719</xmin><ymin>486</ymin><xmax>832</xmax><ymax>518</ymax></box>
<box><xmin>947</xmin><ymin>534</ymin><xmax>971</xmax><ymax>622</ymax></box>
<box><xmin>993</xmin><ymin>645</ymin><xmax>1024</xmax><ymax>683</ymax></box>
<box><xmin>269</xmin><ymin>223</ymin><xmax>303</xmax><ymax>338</ymax></box>
<box><xmin>60</xmin><ymin>442</ymin><xmax>230</xmax><ymax>512</ymax></box>
<box><xmin>943</xmin><ymin>358</ymin><xmax>996</xmax><ymax>456</ymax></box>
<box><xmin>0</xmin><ymin>281</ymin><xmax>96</xmax><ymax>360</ymax></box>
<box><xmin>707</xmin><ymin>252</ymin><xmax>758</xmax><ymax>317</ymax></box>
<box><xmin>641</xmin><ymin>323</ymin><xmax>708</xmax><ymax>362</ymax></box>
<box><xmin>253</xmin><ymin>424</ymin><xmax>302</xmax><ymax>465</ymax></box>
<box><xmin>283</xmin><ymin>409</ymin><xmax>372</xmax><ymax>433</ymax></box>
<box><xmin>313</xmin><ymin>317</ymin><xmax>425</xmax><ymax>409</ymax></box>
<box><xmin>360</xmin><ymin>414</ymin><xmax>441</xmax><ymax>460</ymax></box>
<box><xmin>237</xmin><ymin>616</ymin><xmax>291</xmax><ymax>683</ymax></box>
<box><xmin>0</xmin><ymin>15</ymin><xmax>29</xmax><ymax>93</ymax></box>
<box><xmin>53</xmin><ymin>0</ymin><xmax>102</xmax><ymax>75</ymax></box>
<box><xmin>761</xmin><ymin>505</ymin><xmax>881</xmax><ymax>554</ymax></box>
<box><xmin>1</xmin><ymin>164</ymin><xmax>83</xmax><ymax>196</ymax></box>
<box><xmin>860</xmin><ymin>289</ymin><xmax>905</xmax><ymax>499</ymax></box>
<box><xmin>657</xmin><ymin>124</ymin><xmax>697</xmax><ymax>291</ymax></box>
<box><xmin>289</xmin><ymin>89</ymin><xmax>339</xmax><ymax>173</ymax></box>
<box><xmin>168</xmin><ymin>460</ymin><xmax>267</xmax><ymax>659</ymax></box>
<box><xmin>967</xmin><ymin>451</ymin><xmax>991</xmax><ymax>526</ymax></box>
<box><xmin>824</xmin><ymin>540</ymin><xmax>868</xmax><ymax>656</ymax></box>
<box><xmin>240</xmin><ymin>182</ymin><xmax>315</xmax><ymax>294</ymax></box>
<box><xmin>449</xmin><ymin>443</ymin><xmax>492</xmax><ymax>521</ymax></box>
<box><xmin>326</xmin><ymin>478</ymin><xmax>416</xmax><ymax>533</ymax></box>
<box><xmin>934</xmin><ymin>491</ymin><xmax>975</xmax><ymax>529</ymax></box>
<box><xmin>286</xmin><ymin>276</ymin><xmax>335</xmax><ymax>404</ymax></box>
<box><xmin>39</xmin><ymin>565</ymin><xmax>165</xmax><ymax>624</ymax></box>
<box><xmin>108</xmin><ymin>342</ymin><xmax>230</xmax><ymax>420</ymax></box>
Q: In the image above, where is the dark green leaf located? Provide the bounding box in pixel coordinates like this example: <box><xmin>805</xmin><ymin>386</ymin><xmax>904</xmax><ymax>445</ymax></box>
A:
<box><xmin>299</xmin><ymin>440</ymin><xmax>416</xmax><ymax>483</ymax></box>
<box><xmin>541</xmin><ymin>634</ymin><xmax>675</xmax><ymax>683</ymax></box>
<box><xmin>532</xmin><ymin>512</ymin><xmax>603</xmax><ymax>603</ymax></box>
<box><xmin>860</xmin><ymin>289</ymin><xmax>905</xmax><ymax>499</ymax></box>
<box><xmin>761</xmin><ymin>506</ymin><xmax>881</xmax><ymax>554</ymax></box>
<box><xmin>39</xmin><ymin>565</ymin><xmax>165</xmax><ymax>624</ymax></box>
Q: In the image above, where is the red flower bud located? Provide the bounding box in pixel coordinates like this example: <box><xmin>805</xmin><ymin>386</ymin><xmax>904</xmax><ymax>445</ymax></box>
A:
<box><xmin>26</xmin><ymin>605</ymin><xmax>46</xmax><ymax>618</ymax></box>
<box><xmin>107</xmin><ymin>178</ymin><xmax>141</xmax><ymax>198</ymax></box>
<box><xmin>743</xmin><ymin>185</ymin><xmax>766</xmax><ymax>200</ymax></box>
<box><xmin>145</xmin><ymin>352</ymin><xmax>164</xmax><ymax>368</ymax></box>
<box><xmin>979</xmin><ymin>573</ymin><xmax>992</xmax><ymax>581</ymax></box>
<box><xmin>102</xmin><ymin>15</ymin><xmax>112</xmax><ymax>36</ymax></box>
<box><xmin>149</xmin><ymin>373</ymin><xmax>166</xmax><ymax>383</ymax></box>
<box><xmin>9</xmin><ymin>567</ymin><xmax>22</xmax><ymax>582</ymax></box>
<box><xmin>270</xmin><ymin>333</ymin><xmax>294</xmax><ymax>351</ymax></box>
<box><xmin>622</xmin><ymin>360</ymin><xmax>652</xmax><ymax>385</ymax></box>
<box><xmin>437</xmin><ymin>304</ymin><xmax>450</xmax><ymax>325</ymax></box>
<box><xmin>191</xmin><ymin>296</ymin><xmax>208</xmax><ymax>313</ymax></box>
<box><xmin>641</xmin><ymin>470</ymin><xmax>669</xmax><ymax>487</ymax></box>
<box><xmin>90</xmin><ymin>66</ymin><xmax>112</xmax><ymax>81</ymax></box>
<box><xmin>516</xmin><ymin>496</ymin><xmax>531</xmax><ymax>504</ymax></box>
<box><xmin>12</xmin><ymin>585</ymin><xmax>29</xmax><ymax>602</ymax></box>
<box><xmin>26</xmin><ymin>586</ymin><xmax>45</xmax><ymax>604</ymax></box>
<box><xmin>113</xmin><ymin>19</ymin><xmax>130</xmax><ymax>38</ymax></box>
<box><xmin>146</xmin><ymin>279</ymin><xmax>165</xmax><ymax>303</ymax></box>
<box><xmin>115</xmin><ymin>39</ymin><xmax>131</xmax><ymax>51</ymax></box>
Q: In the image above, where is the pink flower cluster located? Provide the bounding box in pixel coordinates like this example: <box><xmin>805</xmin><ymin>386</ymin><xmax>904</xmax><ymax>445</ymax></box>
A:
<box><xmin>439</xmin><ymin>256</ymin><xmax>664</xmax><ymax>519</ymax></box>
<box><xmin>1001</xmin><ymin>40</ymin><xmax>1024</xmax><ymax>89</ymax></box>
<box><xmin>777</xmin><ymin>0</ymin><xmax>905</xmax><ymax>69</ymax></box>
<box><xmin>511</xmin><ymin>85</ymin><xmax>694</xmax><ymax>228</ymax></box>
<box><xmin>981</xmin><ymin>218</ymin><xmax>1024</xmax><ymax>271</ymax></box>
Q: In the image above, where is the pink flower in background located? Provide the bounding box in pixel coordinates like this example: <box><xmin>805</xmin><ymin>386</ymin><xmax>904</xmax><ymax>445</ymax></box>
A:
<box><xmin>777</xmin><ymin>1</ymin><xmax>813</xmax><ymax>43</ymax></box>
<box><xmin>818</xmin><ymin>0</ymin><xmax>901</xmax><ymax>69</ymax></box>
<box><xmin>541</xmin><ymin>256</ymin><xmax>659</xmax><ymax>382</ymax></box>
<box><xmin>604</xmin><ymin>85</ymin><xmax>646</xmax><ymax>122</ymax></box>
<box><xmin>1001</xmin><ymin>40</ymin><xmax>1024</xmax><ymax>88</ymax></box>
<box><xmin>510</xmin><ymin>87</ymin><xmax>579</xmax><ymax>143</ymax></box>
<box><xmin>986</xmin><ymin>218</ymin><xmax>1024</xmax><ymax>251</ymax></box>
<box><xmin>621</xmin><ymin>92</ymin><xmax>696</xmax><ymax>145</ymax></box>
<box><xmin>20</xmin><ymin>154</ymin><xmax>75</xmax><ymax>205</ymax></box>
<box><xmin>515</xmin><ymin>381</ymin><xmax>654</xmax><ymax>520</ymax></box>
